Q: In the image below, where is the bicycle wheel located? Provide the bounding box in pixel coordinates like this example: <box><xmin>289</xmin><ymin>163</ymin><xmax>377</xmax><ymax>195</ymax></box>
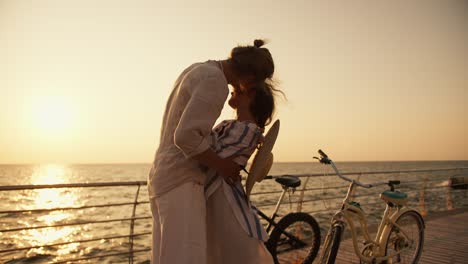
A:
<box><xmin>267</xmin><ymin>212</ymin><xmax>321</xmax><ymax>264</ymax></box>
<box><xmin>319</xmin><ymin>224</ymin><xmax>343</xmax><ymax>264</ymax></box>
<box><xmin>384</xmin><ymin>210</ymin><xmax>424</xmax><ymax>264</ymax></box>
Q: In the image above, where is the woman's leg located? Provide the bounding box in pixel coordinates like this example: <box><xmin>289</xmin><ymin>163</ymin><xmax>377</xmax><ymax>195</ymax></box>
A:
<box><xmin>206</xmin><ymin>187</ymin><xmax>274</xmax><ymax>264</ymax></box>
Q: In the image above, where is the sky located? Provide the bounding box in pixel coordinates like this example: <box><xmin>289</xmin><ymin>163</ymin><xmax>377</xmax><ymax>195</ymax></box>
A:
<box><xmin>0</xmin><ymin>0</ymin><xmax>467</xmax><ymax>164</ymax></box>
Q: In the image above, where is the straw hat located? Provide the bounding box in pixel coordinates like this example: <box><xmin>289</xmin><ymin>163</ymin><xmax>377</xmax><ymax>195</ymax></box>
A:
<box><xmin>245</xmin><ymin>119</ymin><xmax>280</xmax><ymax>200</ymax></box>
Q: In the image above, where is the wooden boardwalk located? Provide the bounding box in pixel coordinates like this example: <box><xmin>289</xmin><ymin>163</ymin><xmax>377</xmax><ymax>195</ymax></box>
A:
<box><xmin>329</xmin><ymin>208</ymin><xmax>468</xmax><ymax>264</ymax></box>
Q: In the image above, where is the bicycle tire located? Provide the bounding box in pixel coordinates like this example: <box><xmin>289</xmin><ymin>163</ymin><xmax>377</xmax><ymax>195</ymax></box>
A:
<box><xmin>383</xmin><ymin>210</ymin><xmax>424</xmax><ymax>264</ymax></box>
<box><xmin>319</xmin><ymin>224</ymin><xmax>343</xmax><ymax>264</ymax></box>
<box><xmin>266</xmin><ymin>212</ymin><xmax>321</xmax><ymax>264</ymax></box>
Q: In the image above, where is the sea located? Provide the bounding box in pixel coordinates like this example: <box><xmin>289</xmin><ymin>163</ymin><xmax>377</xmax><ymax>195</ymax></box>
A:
<box><xmin>1</xmin><ymin>161</ymin><xmax>467</xmax><ymax>263</ymax></box>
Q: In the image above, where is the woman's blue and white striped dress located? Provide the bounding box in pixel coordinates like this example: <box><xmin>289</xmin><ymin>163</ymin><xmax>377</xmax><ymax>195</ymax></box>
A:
<box><xmin>204</xmin><ymin>119</ymin><xmax>269</xmax><ymax>242</ymax></box>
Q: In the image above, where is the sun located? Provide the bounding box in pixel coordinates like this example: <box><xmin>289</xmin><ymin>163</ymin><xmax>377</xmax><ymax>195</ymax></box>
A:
<box><xmin>31</xmin><ymin>95</ymin><xmax>76</xmax><ymax>135</ymax></box>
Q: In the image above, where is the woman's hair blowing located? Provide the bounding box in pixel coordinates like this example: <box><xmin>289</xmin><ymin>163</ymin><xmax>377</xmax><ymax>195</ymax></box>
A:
<box><xmin>250</xmin><ymin>81</ymin><xmax>284</xmax><ymax>129</ymax></box>
<box><xmin>229</xmin><ymin>39</ymin><xmax>274</xmax><ymax>82</ymax></box>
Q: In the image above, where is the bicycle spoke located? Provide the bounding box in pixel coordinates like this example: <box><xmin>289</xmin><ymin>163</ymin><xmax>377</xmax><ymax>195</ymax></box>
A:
<box><xmin>268</xmin><ymin>213</ymin><xmax>321</xmax><ymax>264</ymax></box>
<box><xmin>385</xmin><ymin>211</ymin><xmax>424</xmax><ymax>264</ymax></box>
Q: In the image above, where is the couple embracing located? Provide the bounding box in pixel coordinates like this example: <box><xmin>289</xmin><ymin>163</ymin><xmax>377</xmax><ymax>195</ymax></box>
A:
<box><xmin>148</xmin><ymin>39</ymin><xmax>282</xmax><ymax>264</ymax></box>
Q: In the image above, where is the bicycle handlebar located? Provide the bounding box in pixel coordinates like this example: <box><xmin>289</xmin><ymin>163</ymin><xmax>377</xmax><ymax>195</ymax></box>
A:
<box><xmin>330</xmin><ymin>162</ymin><xmax>388</xmax><ymax>188</ymax></box>
<box><xmin>317</xmin><ymin>149</ymin><xmax>389</xmax><ymax>189</ymax></box>
<box><xmin>318</xmin><ymin>149</ymin><xmax>328</xmax><ymax>158</ymax></box>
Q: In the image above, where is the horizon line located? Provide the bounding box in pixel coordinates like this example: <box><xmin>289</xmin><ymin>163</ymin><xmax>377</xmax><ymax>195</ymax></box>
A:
<box><xmin>1</xmin><ymin>159</ymin><xmax>468</xmax><ymax>166</ymax></box>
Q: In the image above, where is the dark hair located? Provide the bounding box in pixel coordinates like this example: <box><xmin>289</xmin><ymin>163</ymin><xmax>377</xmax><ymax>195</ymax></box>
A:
<box><xmin>229</xmin><ymin>39</ymin><xmax>274</xmax><ymax>82</ymax></box>
<box><xmin>250</xmin><ymin>81</ymin><xmax>283</xmax><ymax>129</ymax></box>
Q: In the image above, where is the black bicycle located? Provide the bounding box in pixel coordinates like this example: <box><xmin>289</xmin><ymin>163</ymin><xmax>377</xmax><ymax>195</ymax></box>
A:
<box><xmin>256</xmin><ymin>175</ymin><xmax>321</xmax><ymax>264</ymax></box>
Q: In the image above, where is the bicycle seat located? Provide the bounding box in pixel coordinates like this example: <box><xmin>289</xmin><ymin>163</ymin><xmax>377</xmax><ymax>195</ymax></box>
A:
<box><xmin>275</xmin><ymin>175</ymin><xmax>301</xmax><ymax>188</ymax></box>
<box><xmin>380</xmin><ymin>190</ymin><xmax>408</xmax><ymax>205</ymax></box>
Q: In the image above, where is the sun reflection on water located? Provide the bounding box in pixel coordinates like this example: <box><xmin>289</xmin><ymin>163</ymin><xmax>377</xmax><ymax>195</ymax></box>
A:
<box><xmin>29</xmin><ymin>164</ymin><xmax>77</xmax><ymax>207</ymax></box>
<box><xmin>31</xmin><ymin>164</ymin><xmax>68</xmax><ymax>185</ymax></box>
<box><xmin>15</xmin><ymin>164</ymin><xmax>82</xmax><ymax>256</ymax></box>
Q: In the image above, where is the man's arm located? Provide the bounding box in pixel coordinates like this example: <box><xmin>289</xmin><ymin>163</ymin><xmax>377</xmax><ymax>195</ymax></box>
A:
<box><xmin>173</xmin><ymin>70</ymin><xmax>241</xmax><ymax>183</ymax></box>
<box><xmin>193</xmin><ymin>148</ymin><xmax>242</xmax><ymax>184</ymax></box>
<box><xmin>173</xmin><ymin>74</ymin><xmax>227</xmax><ymax>158</ymax></box>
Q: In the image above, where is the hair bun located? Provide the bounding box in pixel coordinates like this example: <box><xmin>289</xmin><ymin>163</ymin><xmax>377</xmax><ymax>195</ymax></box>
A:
<box><xmin>253</xmin><ymin>39</ymin><xmax>265</xmax><ymax>48</ymax></box>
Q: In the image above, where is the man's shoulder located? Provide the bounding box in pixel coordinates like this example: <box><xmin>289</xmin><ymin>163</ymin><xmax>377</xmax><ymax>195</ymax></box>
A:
<box><xmin>184</xmin><ymin>61</ymin><xmax>224</xmax><ymax>81</ymax></box>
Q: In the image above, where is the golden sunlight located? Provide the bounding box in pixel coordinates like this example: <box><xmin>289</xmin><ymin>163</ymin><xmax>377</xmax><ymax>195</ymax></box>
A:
<box><xmin>31</xmin><ymin>96</ymin><xmax>76</xmax><ymax>136</ymax></box>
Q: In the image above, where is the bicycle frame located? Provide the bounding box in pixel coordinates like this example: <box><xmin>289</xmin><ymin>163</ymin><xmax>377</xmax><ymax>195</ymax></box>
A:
<box><xmin>257</xmin><ymin>185</ymin><xmax>290</xmax><ymax>233</ymax></box>
<box><xmin>327</xmin><ymin>180</ymin><xmax>416</xmax><ymax>263</ymax></box>
<box><xmin>323</xmin><ymin>160</ymin><xmax>420</xmax><ymax>263</ymax></box>
<box><xmin>258</xmin><ymin>184</ymin><xmax>315</xmax><ymax>250</ymax></box>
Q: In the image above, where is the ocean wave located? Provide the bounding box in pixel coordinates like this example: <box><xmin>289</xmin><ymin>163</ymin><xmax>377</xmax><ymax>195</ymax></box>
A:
<box><xmin>5</xmin><ymin>253</ymin><xmax>53</xmax><ymax>264</ymax></box>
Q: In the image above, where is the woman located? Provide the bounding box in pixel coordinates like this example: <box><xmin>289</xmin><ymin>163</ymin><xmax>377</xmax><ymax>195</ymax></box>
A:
<box><xmin>205</xmin><ymin>80</ymin><xmax>282</xmax><ymax>264</ymax></box>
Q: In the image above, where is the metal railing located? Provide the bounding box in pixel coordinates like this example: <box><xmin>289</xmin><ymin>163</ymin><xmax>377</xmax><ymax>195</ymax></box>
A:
<box><xmin>0</xmin><ymin>181</ymin><xmax>151</xmax><ymax>263</ymax></box>
<box><xmin>1</xmin><ymin>167</ymin><xmax>467</xmax><ymax>263</ymax></box>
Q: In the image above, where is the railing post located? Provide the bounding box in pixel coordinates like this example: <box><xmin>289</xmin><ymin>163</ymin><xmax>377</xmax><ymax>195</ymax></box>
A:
<box><xmin>129</xmin><ymin>184</ymin><xmax>141</xmax><ymax>264</ymax></box>
<box><xmin>419</xmin><ymin>176</ymin><xmax>428</xmax><ymax>217</ymax></box>
<box><xmin>446</xmin><ymin>167</ymin><xmax>465</xmax><ymax>210</ymax></box>
<box><xmin>296</xmin><ymin>176</ymin><xmax>310</xmax><ymax>212</ymax></box>
<box><xmin>446</xmin><ymin>171</ymin><xmax>455</xmax><ymax>210</ymax></box>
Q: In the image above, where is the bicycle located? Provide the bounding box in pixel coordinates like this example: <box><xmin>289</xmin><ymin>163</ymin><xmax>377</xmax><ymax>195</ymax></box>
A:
<box><xmin>255</xmin><ymin>174</ymin><xmax>321</xmax><ymax>264</ymax></box>
<box><xmin>315</xmin><ymin>149</ymin><xmax>425</xmax><ymax>264</ymax></box>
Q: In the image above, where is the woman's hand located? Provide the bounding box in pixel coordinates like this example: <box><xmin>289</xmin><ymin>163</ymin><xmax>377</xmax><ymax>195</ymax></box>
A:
<box><xmin>193</xmin><ymin>148</ymin><xmax>241</xmax><ymax>185</ymax></box>
<box><xmin>217</xmin><ymin>159</ymin><xmax>242</xmax><ymax>185</ymax></box>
